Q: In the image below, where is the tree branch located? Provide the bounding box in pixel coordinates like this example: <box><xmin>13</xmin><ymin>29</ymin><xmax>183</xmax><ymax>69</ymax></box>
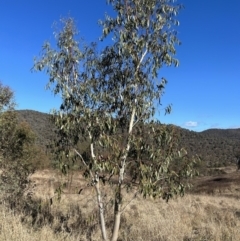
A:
<box><xmin>121</xmin><ymin>190</ymin><xmax>138</xmax><ymax>213</ymax></box>
<box><xmin>136</xmin><ymin>48</ymin><xmax>148</xmax><ymax>73</ymax></box>
<box><xmin>74</xmin><ymin>148</ymin><xmax>94</xmax><ymax>179</ymax></box>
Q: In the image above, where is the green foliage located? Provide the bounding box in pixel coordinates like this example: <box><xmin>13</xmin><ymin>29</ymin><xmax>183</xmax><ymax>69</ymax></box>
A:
<box><xmin>0</xmin><ymin>83</ymin><xmax>16</xmax><ymax>160</ymax></box>
<box><xmin>16</xmin><ymin>110</ymin><xmax>240</xmax><ymax>175</ymax></box>
<box><xmin>32</xmin><ymin>15</ymin><xmax>197</xmax><ymax>198</ymax></box>
<box><xmin>0</xmin><ymin>82</ymin><xmax>36</xmax><ymax>202</ymax></box>
<box><xmin>33</xmin><ymin>1</ymin><xmax>197</xmax><ymax>240</ymax></box>
<box><xmin>16</xmin><ymin>110</ymin><xmax>56</xmax><ymax>169</ymax></box>
<box><xmin>0</xmin><ymin>82</ymin><xmax>15</xmax><ymax>111</ymax></box>
<box><xmin>177</xmin><ymin>128</ymin><xmax>240</xmax><ymax>174</ymax></box>
<box><xmin>17</xmin><ymin>110</ymin><xmax>56</xmax><ymax>149</ymax></box>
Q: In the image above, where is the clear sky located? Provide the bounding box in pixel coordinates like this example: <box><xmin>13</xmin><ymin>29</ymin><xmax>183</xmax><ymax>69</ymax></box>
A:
<box><xmin>0</xmin><ymin>0</ymin><xmax>239</xmax><ymax>132</ymax></box>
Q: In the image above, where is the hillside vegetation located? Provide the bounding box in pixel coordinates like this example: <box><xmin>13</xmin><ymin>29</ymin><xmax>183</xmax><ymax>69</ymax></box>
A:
<box><xmin>1</xmin><ymin>110</ymin><xmax>237</xmax><ymax>241</ymax></box>
<box><xmin>16</xmin><ymin>109</ymin><xmax>240</xmax><ymax>174</ymax></box>
<box><xmin>16</xmin><ymin>110</ymin><xmax>56</xmax><ymax>148</ymax></box>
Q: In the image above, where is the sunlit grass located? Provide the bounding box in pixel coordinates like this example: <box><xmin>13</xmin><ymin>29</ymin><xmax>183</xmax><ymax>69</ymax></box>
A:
<box><xmin>1</xmin><ymin>167</ymin><xmax>240</xmax><ymax>241</ymax></box>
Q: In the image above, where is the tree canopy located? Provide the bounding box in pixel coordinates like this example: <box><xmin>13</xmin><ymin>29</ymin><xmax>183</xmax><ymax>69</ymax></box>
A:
<box><xmin>0</xmin><ymin>82</ymin><xmax>36</xmax><ymax>202</ymax></box>
<box><xmin>33</xmin><ymin>1</ymin><xmax>198</xmax><ymax>240</ymax></box>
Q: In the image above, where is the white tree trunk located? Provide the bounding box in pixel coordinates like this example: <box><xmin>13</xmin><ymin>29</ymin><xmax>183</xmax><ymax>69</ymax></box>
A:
<box><xmin>111</xmin><ymin>107</ymin><xmax>136</xmax><ymax>240</ymax></box>
<box><xmin>95</xmin><ymin>181</ymin><xmax>108</xmax><ymax>241</ymax></box>
<box><xmin>111</xmin><ymin>202</ymin><xmax>121</xmax><ymax>241</ymax></box>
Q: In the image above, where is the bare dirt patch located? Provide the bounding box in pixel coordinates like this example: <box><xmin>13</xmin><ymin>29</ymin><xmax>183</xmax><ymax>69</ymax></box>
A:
<box><xmin>190</xmin><ymin>166</ymin><xmax>240</xmax><ymax>197</ymax></box>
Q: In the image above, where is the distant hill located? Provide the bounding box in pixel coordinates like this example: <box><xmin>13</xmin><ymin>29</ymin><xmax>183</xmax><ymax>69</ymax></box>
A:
<box><xmin>16</xmin><ymin>110</ymin><xmax>56</xmax><ymax>148</ymax></box>
<box><xmin>16</xmin><ymin>110</ymin><xmax>240</xmax><ymax>173</ymax></box>
<box><xmin>201</xmin><ymin>128</ymin><xmax>240</xmax><ymax>140</ymax></box>
<box><xmin>178</xmin><ymin>127</ymin><xmax>240</xmax><ymax>170</ymax></box>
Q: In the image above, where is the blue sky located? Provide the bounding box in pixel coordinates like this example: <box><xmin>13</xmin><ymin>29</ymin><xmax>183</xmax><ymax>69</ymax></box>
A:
<box><xmin>0</xmin><ymin>0</ymin><xmax>239</xmax><ymax>132</ymax></box>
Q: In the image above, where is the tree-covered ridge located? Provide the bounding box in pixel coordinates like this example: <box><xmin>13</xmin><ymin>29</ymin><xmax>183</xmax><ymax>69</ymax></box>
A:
<box><xmin>178</xmin><ymin>127</ymin><xmax>240</xmax><ymax>174</ymax></box>
<box><xmin>201</xmin><ymin>128</ymin><xmax>240</xmax><ymax>140</ymax></box>
<box><xmin>16</xmin><ymin>109</ymin><xmax>240</xmax><ymax>173</ymax></box>
<box><xmin>16</xmin><ymin>110</ymin><xmax>56</xmax><ymax>149</ymax></box>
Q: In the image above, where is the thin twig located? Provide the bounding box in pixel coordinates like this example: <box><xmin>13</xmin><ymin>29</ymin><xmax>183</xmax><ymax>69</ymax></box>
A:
<box><xmin>74</xmin><ymin>148</ymin><xmax>94</xmax><ymax>180</ymax></box>
<box><xmin>121</xmin><ymin>190</ymin><xmax>139</xmax><ymax>213</ymax></box>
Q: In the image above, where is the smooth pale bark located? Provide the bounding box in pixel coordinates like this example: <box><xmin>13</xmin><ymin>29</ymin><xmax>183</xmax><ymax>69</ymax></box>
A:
<box><xmin>111</xmin><ymin>107</ymin><xmax>136</xmax><ymax>240</ymax></box>
<box><xmin>89</xmin><ymin>129</ymin><xmax>108</xmax><ymax>240</ymax></box>
<box><xmin>111</xmin><ymin>211</ymin><xmax>121</xmax><ymax>241</ymax></box>
<box><xmin>111</xmin><ymin>188</ymin><xmax>122</xmax><ymax>241</ymax></box>
<box><xmin>95</xmin><ymin>181</ymin><xmax>108</xmax><ymax>241</ymax></box>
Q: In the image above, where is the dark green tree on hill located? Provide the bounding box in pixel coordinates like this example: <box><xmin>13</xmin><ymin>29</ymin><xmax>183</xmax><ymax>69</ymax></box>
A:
<box><xmin>33</xmin><ymin>1</ymin><xmax>198</xmax><ymax>240</ymax></box>
<box><xmin>0</xmin><ymin>82</ymin><xmax>36</xmax><ymax>202</ymax></box>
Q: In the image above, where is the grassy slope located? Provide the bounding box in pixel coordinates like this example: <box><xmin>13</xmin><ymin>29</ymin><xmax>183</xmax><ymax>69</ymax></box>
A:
<box><xmin>2</xmin><ymin>166</ymin><xmax>240</xmax><ymax>241</ymax></box>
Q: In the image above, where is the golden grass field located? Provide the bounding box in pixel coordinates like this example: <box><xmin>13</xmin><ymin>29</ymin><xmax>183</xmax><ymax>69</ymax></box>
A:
<box><xmin>1</xmin><ymin>166</ymin><xmax>240</xmax><ymax>241</ymax></box>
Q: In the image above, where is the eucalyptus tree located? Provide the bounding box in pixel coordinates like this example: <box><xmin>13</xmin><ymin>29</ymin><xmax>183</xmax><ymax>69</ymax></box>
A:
<box><xmin>0</xmin><ymin>82</ymin><xmax>35</xmax><ymax>202</ymax></box>
<box><xmin>0</xmin><ymin>82</ymin><xmax>16</xmax><ymax>160</ymax></box>
<box><xmin>33</xmin><ymin>0</ymin><xmax>197</xmax><ymax>240</ymax></box>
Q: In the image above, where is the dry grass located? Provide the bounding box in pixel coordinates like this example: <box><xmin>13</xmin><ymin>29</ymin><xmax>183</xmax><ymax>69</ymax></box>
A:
<box><xmin>0</xmin><ymin>205</ymin><xmax>76</xmax><ymax>241</ymax></box>
<box><xmin>1</xmin><ymin>167</ymin><xmax>240</xmax><ymax>241</ymax></box>
<box><xmin>122</xmin><ymin>194</ymin><xmax>240</xmax><ymax>241</ymax></box>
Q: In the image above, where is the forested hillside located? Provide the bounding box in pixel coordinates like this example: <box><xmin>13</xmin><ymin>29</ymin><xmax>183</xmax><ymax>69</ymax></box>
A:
<box><xmin>16</xmin><ymin>110</ymin><xmax>240</xmax><ymax>173</ymax></box>
<box><xmin>16</xmin><ymin>110</ymin><xmax>56</xmax><ymax>148</ymax></box>
<box><xmin>178</xmin><ymin>127</ymin><xmax>240</xmax><ymax>168</ymax></box>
